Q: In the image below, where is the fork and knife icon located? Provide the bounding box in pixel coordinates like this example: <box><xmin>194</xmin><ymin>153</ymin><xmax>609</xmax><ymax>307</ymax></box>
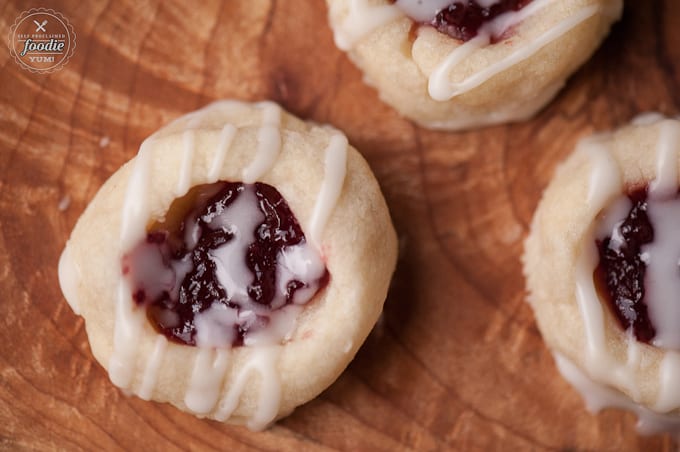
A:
<box><xmin>33</xmin><ymin>19</ymin><xmax>47</xmax><ymax>32</ymax></box>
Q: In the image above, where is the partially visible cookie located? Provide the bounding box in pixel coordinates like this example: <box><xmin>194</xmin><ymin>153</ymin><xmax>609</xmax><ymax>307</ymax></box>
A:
<box><xmin>524</xmin><ymin>114</ymin><xmax>680</xmax><ymax>435</ymax></box>
<box><xmin>327</xmin><ymin>0</ymin><xmax>622</xmax><ymax>130</ymax></box>
<box><xmin>59</xmin><ymin>100</ymin><xmax>398</xmax><ymax>429</ymax></box>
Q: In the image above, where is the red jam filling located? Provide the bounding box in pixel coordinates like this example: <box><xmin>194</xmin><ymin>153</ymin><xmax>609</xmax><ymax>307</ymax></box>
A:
<box><xmin>122</xmin><ymin>181</ymin><xmax>329</xmax><ymax>347</ymax></box>
<box><xmin>594</xmin><ymin>188</ymin><xmax>656</xmax><ymax>343</ymax></box>
<box><xmin>425</xmin><ymin>0</ymin><xmax>532</xmax><ymax>42</ymax></box>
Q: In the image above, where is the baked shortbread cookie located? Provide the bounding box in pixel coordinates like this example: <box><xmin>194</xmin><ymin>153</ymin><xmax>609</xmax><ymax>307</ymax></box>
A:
<box><xmin>327</xmin><ymin>0</ymin><xmax>622</xmax><ymax>130</ymax></box>
<box><xmin>58</xmin><ymin>100</ymin><xmax>398</xmax><ymax>430</ymax></box>
<box><xmin>524</xmin><ymin>114</ymin><xmax>680</xmax><ymax>435</ymax></box>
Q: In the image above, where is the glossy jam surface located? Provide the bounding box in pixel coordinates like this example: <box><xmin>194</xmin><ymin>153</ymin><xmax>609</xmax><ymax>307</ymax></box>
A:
<box><xmin>123</xmin><ymin>181</ymin><xmax>329</xmax><ymax>347</ymax></box>
<box><xmin>428</xmin><ymin>0</ymin><xmax>532</xmax><ymax>42</ymax></box>
<box><xmin>595</xmin><ymin>189</ymin><xmax>656</xmax><ymax>343</ymax></box>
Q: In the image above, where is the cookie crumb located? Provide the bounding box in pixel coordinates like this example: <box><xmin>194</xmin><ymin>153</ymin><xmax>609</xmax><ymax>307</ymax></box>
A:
<box><xmin>58</xmin><ymin>195</ymin><xmax>71</xmax><ymax>211</ymax></box>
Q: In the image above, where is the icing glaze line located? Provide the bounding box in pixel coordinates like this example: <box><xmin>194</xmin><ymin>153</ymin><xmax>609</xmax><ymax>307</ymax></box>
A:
<box><xmin>309</xmin><ymin>133</ymin><xmax>348</xmax><ymax>248</ymax></box>
<box><xmin>242</xmin><ymin>102</ymin><xmax>282</xmax><ymax>184</ymax></box>
<box><xmin>429</xmin><ymin>2</ymin><xmax>597</xmax><ymax>100</ymax></box>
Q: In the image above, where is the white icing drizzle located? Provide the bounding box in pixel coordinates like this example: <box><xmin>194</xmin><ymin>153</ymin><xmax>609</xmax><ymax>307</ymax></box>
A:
<box><xmin>641</xmin><ymin>120</ymin><xmax>680</xmax><ymax>408</ymax></box>
<box><xmin>309</xmin><ymin>133</ymin><xmax>348</xmax><ymax>248</ymax></box>
<box><xmin>209</xmin><ymin>185</ymin><xmax>266</xmax><ymax>307</ymax></box>
<box><xmin>594</xmin><ymin>196</ymin><xmax>631</xmax><ymax>242</ymax></box>
<box><xmin>331</xmin><ymin>0</ymin><xmax>616</xmax><ymax>103</ymax></box>
<box><xmin>185</xmin><ymin>348</ymin><xmax>231</xmax><ymax>414</ymax></box>
<box><xmin>138</xmin><ymin>335</ymin><xmax>168</xmax><ymax>400</ymax></box>
<box><xmin>428</xmin><ymin>1</ymin><xmax>597</xmax><ymax>101</ymax></box>
<box><xmin>638</xmin><ymin>121</ymin><xmax>680</xmax><ymax>351</ymax></box>
<box><xmin>109</xmin><ymin>268</ymin><xmax>147</xmax><ymax>389</ymax></box>
<box><xmin>208</xmin><ymin>124</ymin><xmax>237</xmax><ymax>182</ymax></box>
<box><xmin>58</xmin><ymin>243</ymin><xmax>81</xmax><ymax>315</ymax></box>
<box><xmin>650</xmin><ymin>120</ymin><xmax>680</xmax><ymax>198</ymax></box>
<box><xmin>196</xmin><ymin>184</ymin><xmax>326</xmax><ymax>347</ymax></box>
<box><xmin>331</xmin><ymin>0</ymin><xmax>403</xmax><ymax>51</ymax></box>
<box><xmin>656</xmin><ymin>352</ymin><xmax>680</xmax><ymax>413</ymax></box>
<box><xmin>119</xmin><ymin>140</ymin><xmax>153</xmax><ymax>253</ymax></box>
<box><xmin>572</xmin><ymin>140</ymin><xmax>640</xmax><ymax>395</ymax></box>
<box><xmin>242</xmin><ymin>102</ymin><xmax>281</xmax><ymax>184</ymax></box>
<box><xmin>343</xmin><ymin>340</ymin><xmax>353</xmax><ymax>354</ymax></box>
<box><xmin>88</xmin><ymin>100</ymin><xmax>339</xmax><ymax>429</ymax></box>
<box><xmin>109</xmin><ymin>140</ymin><xmax>153</xmax><ymax>389</ymax></box>
<box><xmin>642</xmin><ymin>198</ymin><xmax>680</xmax><ymax>349</ymax></box>
<box><xmin>246</xmin><ymin>306</ymin><xmax>303</xmax><ymax>347</ymax></box>
<box><xmin>424</xmin><ymin>79</ymin><xmax>564</xmax><ymax>130</ymax></box>
<box><xmin>555</xmin><ymin>353</ymin><xmax>680</xmax><ymax>438</ymax></box>
<box><xmin>177</xmin><ymin>117</ymin><xmax>203</xmax><ymax>196</ymax></box>
<box><xmin>194</xmin><ymin>304</ymin><xmax>241</xmax><ymax>348</ymax></box>
<box><xmin>276</xmin><ymin>244</ymin><xmax>326</xmax><ymax>306</ymax></box>
<box><xmin>394</xmin><ymin>0</ymin><xmax>451</xmax><ymax>22</ymax></box>
<box><xmin>632</xmin><ymin>112</ymin><xmax>667</xmax><ymax>127</ymax></box>
<box><xmin>558</xmin><ymin>117</ymin><xmax>680</xmax><ymax>434</ymax></box>
<box><xmin>214</xmin><ymin>346</ymin><xmax>282</xmax><ymax>430</ymax></box>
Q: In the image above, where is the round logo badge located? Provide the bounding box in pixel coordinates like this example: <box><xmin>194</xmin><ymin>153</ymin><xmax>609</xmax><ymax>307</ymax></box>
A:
<box><xmin>8</xmin><ymin>8</ymin><xmax>76</xmax><ymax>73</ymax></box>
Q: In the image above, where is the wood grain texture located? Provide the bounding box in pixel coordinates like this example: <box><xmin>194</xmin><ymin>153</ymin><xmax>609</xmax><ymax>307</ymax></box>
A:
<box><xmin>1</xmin><ymin>0</ymin><xmax>679</xmax><ymax>450</ymax></box>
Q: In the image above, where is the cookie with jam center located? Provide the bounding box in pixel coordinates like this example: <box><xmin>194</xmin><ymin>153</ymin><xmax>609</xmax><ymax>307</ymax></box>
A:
<box><xmin>59</xmin><ymin>100</ymin><xmax>398</xmax><ymax>430</ymax></box>
<box><xmin>524</xmin><ymin>114</ymin><xmax>680</xmax><ymax>435</ymax></box>
<box><xmin>327</xmin><ymin>0</ymin><xmax>622</xmax><ymax>130</ymax></box>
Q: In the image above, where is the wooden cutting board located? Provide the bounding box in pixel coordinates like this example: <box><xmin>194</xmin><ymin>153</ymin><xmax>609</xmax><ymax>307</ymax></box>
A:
<box><xmin>1</xmin><ymin>1</ymin><xmax>678</xmax><ymax>450</ymax></box>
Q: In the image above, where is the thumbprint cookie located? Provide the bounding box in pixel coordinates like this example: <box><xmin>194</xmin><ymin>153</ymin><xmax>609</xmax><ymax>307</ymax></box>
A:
<box><xmin>327</xmin><ymin>0</ymin><xmax>622</xmax><ymax>130</ymax></box>
<box><xmin>525</xmin><ymin>114</ymin><xmax>680</xmax><ymax>435</ymax></box>
<box><xmin>58</xmin><ymin>100</ymin><xmax>398</xmax><ymax>430</ymax></box>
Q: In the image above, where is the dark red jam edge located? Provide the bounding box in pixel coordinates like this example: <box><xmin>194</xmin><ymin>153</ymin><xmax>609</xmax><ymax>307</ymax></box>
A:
<box><xmin>122</xmin><ymin>181</ymin><xmax>329</xmax><ymax>347</ymax></box>
<box><xmin>594</xmin><ymin>187</ymin><xmax>656</xmax><ymax>343</ymax></box>
<box><xmin>414</xmin><ymin>0</ymin><xmax>533</xmax><ymax>42</ymax></box>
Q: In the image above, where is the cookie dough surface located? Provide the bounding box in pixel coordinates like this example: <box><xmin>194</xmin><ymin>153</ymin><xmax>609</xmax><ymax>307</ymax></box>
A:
<box><xmin>524</xmin><ymin>115</ymin><xmax>680</xmax><ymax>432</ymax></box>
<box><xmin>59</xmin><ymin>100</ymin><xmax>398</xmax><ymax>429</ymax></box>
<box><xmin>327</xmin><ymin>0</ymin><xmax>622</xmax><ymax>130</ymax></box>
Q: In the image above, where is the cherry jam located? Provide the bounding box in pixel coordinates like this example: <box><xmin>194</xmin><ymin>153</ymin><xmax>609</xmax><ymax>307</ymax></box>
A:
<box><xmin>594</xmin><ymin>188</ymin><xmax>656</xmax><ymax>343</ymax></box>
<box><xmin>123</xmin><ymin>182</ymin><xmax>329</xmax><ymax>347</ymax></box>
<box><xmin>418</xmin><ymin>0</ymin><xmax>532</xmax><ymax>42</ymax></box>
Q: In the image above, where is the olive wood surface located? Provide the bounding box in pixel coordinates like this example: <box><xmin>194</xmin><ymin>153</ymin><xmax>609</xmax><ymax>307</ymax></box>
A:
<box><xmin>0</xmin><ymin>1</ymin><xmax>678</xmax><ymax>450</ymax></box>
